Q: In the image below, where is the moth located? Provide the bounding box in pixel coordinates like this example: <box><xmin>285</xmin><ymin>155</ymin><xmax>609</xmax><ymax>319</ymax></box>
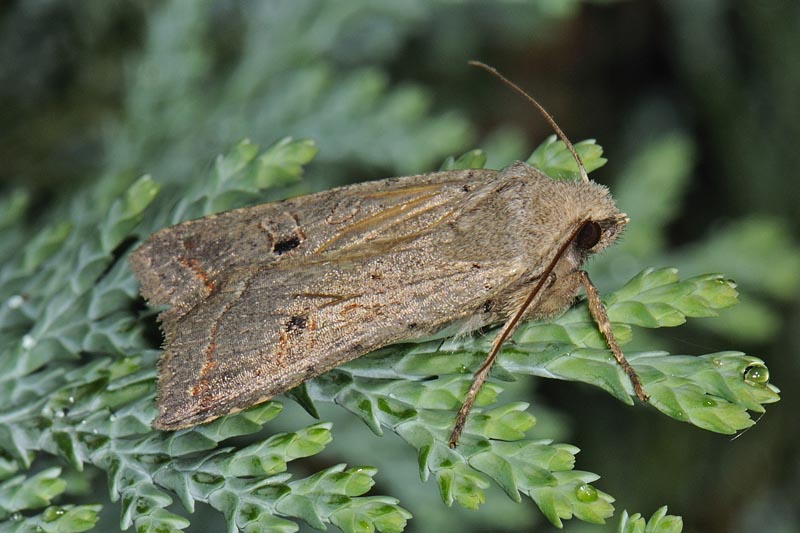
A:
<box><xmin>130</xmin><ymin>62</ymin><xmax>648</xmax><ymax>447</ymax></box>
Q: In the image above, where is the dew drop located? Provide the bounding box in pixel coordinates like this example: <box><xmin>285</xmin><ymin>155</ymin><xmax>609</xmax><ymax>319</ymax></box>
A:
<box><xmin>702</xmin><ymin>398</ymin><xmax>717</xmax><ymax>407</ymax></box>
<box><xmin>575</xmin><ymin>483</ymin><xmax>598</xmax><ymax>502</ymax></box>
<box><xmin>744</xmin><ymin>364</ymin><xmax>769</xmax><ymax>385</ymax></box>
<box><xmin>10</xmin><ymin>512</ymin><xmax>22</xmax><ymax>521</ymax></box>
<box><xmin>7</xmin><ymin>295</ymin><xmax>24</xmax><ymax>309</ymax></box>
<box><xmin>68</xmin><ymin>396</ymin><xmax>75</xmax><ymax>404</ymax></box>
<box><xmin>712</xmin><ymin>358</ymin><xmax>723</xmax><ymax>367</ymax></box>
<box><xmin>21</xmin><ymin>334</ymin><xmax>36</xmax><ymax>350</ymax></box>
<box><xmin>43</xmin><ymin>506</ymin><xmax>65</xmax><ymax>522</ymax></box>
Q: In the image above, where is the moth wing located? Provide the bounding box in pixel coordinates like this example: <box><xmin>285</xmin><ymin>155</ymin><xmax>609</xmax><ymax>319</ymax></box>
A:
<box><xmin>154</xmin><ymin>243</ymin><xmax>517</xmax><ymax>429</ymax></box>
<box><xmin>130</xmin><ymin>169</ymin><xmax>498</xmax><ymax>322</ymax></box>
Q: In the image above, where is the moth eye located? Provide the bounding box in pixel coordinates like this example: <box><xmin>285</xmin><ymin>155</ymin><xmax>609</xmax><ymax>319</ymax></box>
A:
<box><xmin>576</xmin><ymin>221</ymin><xmax>602</xmax><ymax>250</ymax></box>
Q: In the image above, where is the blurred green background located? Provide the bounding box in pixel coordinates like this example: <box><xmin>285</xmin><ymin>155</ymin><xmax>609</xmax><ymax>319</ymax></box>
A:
<box><xmin>1</xmin><ymin>1</ymin><xmax>798</xmax><ymax>531</ymax></box>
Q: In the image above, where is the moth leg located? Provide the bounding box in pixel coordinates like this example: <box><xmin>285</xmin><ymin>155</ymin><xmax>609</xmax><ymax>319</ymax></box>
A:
<box><xmin>579</xmin><ymin>270</ymin><xmax>649</xmax><ymax>403</ymax></box>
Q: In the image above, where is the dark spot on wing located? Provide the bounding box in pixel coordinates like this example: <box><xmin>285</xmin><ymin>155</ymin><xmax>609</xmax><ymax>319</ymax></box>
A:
<box><xmin>273</xmin><ymin>236</ymin><xmax>301</xmax><ymax>255</ymax></box>
<box><xmin>482</xmin><ymin>300</ymin><xmax>495</xmax><ymax>313</ymax></box>
<box><xmin>286</xmin><ymin>315</ymin><xmax>308</xmax><ymax>332</ymax></box>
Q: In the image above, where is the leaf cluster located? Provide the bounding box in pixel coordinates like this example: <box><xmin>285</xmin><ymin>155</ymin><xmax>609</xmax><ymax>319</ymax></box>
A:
<box><xmin>0</xmin><ymin>136</ymin><xmax>779</xmax><ymax>531</ymax></box>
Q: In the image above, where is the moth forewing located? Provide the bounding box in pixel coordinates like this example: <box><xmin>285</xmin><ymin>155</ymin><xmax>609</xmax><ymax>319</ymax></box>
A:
<box><xmin>130</xmin><ymin>168</ymin><xmax>498</xmax><ymax>315</ymax></box>
<box><xmin>133</xmin><ymin>166</ymin><xmax>550</xmax><ymax>430</ymax></box>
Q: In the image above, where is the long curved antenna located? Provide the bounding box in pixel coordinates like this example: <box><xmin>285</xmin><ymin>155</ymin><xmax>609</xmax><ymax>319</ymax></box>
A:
<box><xmin>468</xmin><ymin>60</ymin><xmax>589</xmax><ymax>183</ymax></box>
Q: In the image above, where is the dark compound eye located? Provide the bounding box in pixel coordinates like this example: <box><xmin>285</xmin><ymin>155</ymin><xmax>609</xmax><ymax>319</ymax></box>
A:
<box><xmin>576</xmin><ymin>221</ymin><xmax>602</xmax><ymax>250</ymax></box>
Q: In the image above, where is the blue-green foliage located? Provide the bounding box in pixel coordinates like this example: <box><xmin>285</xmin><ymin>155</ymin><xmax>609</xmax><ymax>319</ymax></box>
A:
<box><xmin>0</xmin><ymin>134</ymin><xmax>779</xmax><ymax>531</ymax></box>
<box><xmin>617</xmin><ymin>506</ymin><xmax>683</xmax><ymax>533</ymax></box>
<box><xmin>1</xmin><ymin>1</ymin><xmax>796</xmax><ymax>532</ymax></box>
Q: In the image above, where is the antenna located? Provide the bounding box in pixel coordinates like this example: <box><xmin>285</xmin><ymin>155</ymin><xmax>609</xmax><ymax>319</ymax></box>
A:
<box><xmin>468</xmin><ymin>60</ymin><xmax>589</xmax><ymax>183</ymax></box>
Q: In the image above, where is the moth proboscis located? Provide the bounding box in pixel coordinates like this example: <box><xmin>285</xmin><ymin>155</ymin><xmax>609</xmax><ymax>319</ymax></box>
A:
<box><xmin>129</xmin><ymin>61</ymin><xmax>648</xmax><ymax>449</ymax></box>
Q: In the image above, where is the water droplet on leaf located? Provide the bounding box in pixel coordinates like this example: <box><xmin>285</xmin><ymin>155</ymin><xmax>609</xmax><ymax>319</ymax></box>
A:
<box><xmin>22</xmin><ymin>334</ymin><xmax>36</xmax><ymax>350</ymax></box>
<box><xmin>575</xmin><ymin>483</ymin><xmax>598</xmax><ymax>502</ymax></box>
<box><xmin>743</xmin><ymin>363</ymin><xmax>769</xmax><ymax>384</ymax></box>
<box><xmin>43</xmin><ymin>506</ymin><xmax>65</xmax><ymax>522</ymax></box>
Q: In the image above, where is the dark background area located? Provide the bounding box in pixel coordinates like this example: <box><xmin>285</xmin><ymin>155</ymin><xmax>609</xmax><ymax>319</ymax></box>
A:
<box><xmin>1</xmin><ymin>1</ymin><xmax>798</xmax><ymax>531</ymax></box>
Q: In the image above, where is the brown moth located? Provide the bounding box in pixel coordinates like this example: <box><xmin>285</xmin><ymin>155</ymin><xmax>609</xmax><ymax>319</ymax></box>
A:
<box><xmin>130</xmin><ymin>62</ymin><xmax>648</xmax><ymax>447</ymax></box>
